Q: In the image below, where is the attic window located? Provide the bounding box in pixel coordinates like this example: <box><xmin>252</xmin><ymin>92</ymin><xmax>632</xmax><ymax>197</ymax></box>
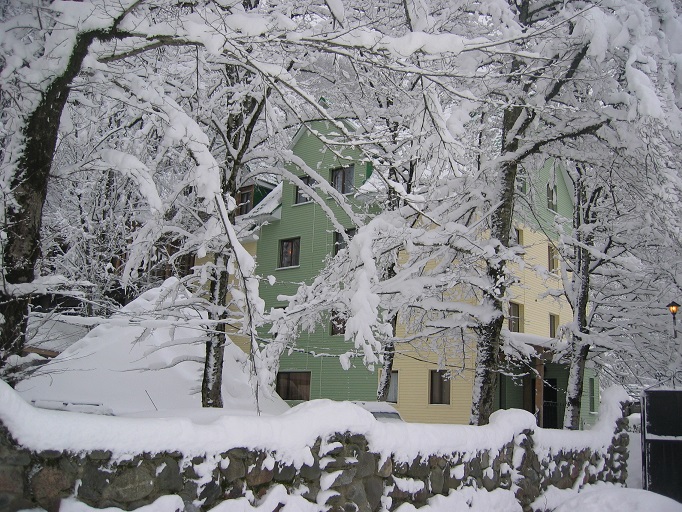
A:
<box><xmin>331</xmin><ymin>165</ymin><xmax>354</xmax><ymax>194</ymax></box>
<box><xmin>547</xmin><ymin>183</ymin><xmax>557</xmax><ymax>211</ymax></box>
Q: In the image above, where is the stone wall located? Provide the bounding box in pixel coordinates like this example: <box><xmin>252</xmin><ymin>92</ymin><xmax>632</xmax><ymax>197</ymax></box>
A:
<box><xmin>0</xmin><ymin>414</ymin><xmax>629</xmax><ymax>512</ymax></box>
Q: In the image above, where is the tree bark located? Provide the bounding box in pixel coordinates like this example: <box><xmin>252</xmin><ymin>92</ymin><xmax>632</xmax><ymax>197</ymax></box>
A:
<box><xmin>377</xmin><ymin>339</ymin><xmax>395</xmax><ymax>401</ymax></box>
<box><xmin>0</xmin><ymin>29</ymin><xmax>104</xmax><ymax>377</ymax></box>
<box><xmin>563</xmin><ymin>169</ymin><xmax>597</xmax><ymax>429</ymax></box>
<box><xmin>200</xmin><ymin>29</ymin><xmax>263</xmax><ymax>404</ymax></box>
<box><xmin>202</xmin><ymin>255</ymin><xmax>229</xmax><ymax>407</ymax></box>
<box><xmin>470</xmin><ymin>100</ymin><xmax>521</xmax><ymax>425</ymax></box>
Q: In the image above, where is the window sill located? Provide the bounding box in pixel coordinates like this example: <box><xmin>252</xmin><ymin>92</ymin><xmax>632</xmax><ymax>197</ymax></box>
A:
<box><xmin>292</xmin><ymin>201</ymin><xmax>312</xmax><ymax>207</ymax></box>
<box><xmin>276</xmin><ymin>265</ymin><xmax>300</xmax><ymax>270</ymax></box>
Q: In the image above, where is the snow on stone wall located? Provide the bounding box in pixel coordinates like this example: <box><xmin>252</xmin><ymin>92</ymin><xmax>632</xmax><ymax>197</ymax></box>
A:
<box><xmin>0</xmin><ymin>383</ymin><xmax>631</xmax><ymax>512</ymax></box>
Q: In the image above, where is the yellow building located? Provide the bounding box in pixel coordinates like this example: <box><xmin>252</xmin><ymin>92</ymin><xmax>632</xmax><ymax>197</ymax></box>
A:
<box><xmin>387</xmin><ymin>162</ymin><xmax>600</xmax><ymax>429</ymax></box>
<box><xmin>389</xmin><ymin>226</ymin><xmax>576</xmax><ymax>426</ymax></box>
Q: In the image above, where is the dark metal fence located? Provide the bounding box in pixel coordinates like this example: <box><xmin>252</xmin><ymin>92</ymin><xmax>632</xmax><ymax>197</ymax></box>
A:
<box><xmin>642</xmin><ymin>388</ymin><xmax>682</xmax><ymax>502</ymax></box>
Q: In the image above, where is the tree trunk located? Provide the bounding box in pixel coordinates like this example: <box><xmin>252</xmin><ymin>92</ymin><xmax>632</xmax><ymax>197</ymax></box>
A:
<box><xmin>202</xmin><ymin>254</ymin><xmax>229</xmax><ymax>407</ymax></box>
<box><xmin>563</xmin><ymin>171</ymin><xmax>596</xmax><ymax>429</ymax></box>
<box><xmin>470</xmin><ymin>101</ymin><xmax>521</xmax><ymax>425</ymax></box>
<box><xmin>0</xmin><ymin>30</ymin><xmax>102</xmax><ymax>376</ymax></box>
<box><xmin>377</xmin><ymin>339</ymin><xmax>395</xmax><ymax>401</ymax></box>
<box><xmin>200</xmin><ymin>34</ymin><xmax>262</xmax><ymax>404</ymax></box>
<box><xmin>564</xmin><ymin>341</ymin><xmax>589</xmax><ymax>429</ymax></box>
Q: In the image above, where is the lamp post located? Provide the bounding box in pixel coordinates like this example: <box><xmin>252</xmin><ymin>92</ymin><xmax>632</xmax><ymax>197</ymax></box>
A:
<box><xmin>667</xmin><ymin>301</ymin><xmax>680</xmax><ymax>339</ymax></box>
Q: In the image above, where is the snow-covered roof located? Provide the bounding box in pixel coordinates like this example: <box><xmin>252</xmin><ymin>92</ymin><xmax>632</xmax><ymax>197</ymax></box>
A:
<box><xmin>236</xmin><ymin>182</ymin><xmax>283</xmax><ymax>241</ymax></box>
<box><xmin>16</xmin><ymin>278</ymin><xmax>289</xmax><ymax>416</ymax></box>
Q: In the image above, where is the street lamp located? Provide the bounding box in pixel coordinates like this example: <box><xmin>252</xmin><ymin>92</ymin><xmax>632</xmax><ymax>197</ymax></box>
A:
<box><xmin>667</xmin><ymin>301</ymin><xmax>680</xmax><ymax>339</ymax></box>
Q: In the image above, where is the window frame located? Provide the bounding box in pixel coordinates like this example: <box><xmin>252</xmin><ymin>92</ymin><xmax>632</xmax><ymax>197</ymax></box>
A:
<box><xmin>294</xmin><ymin>176</ymin><xmax>314</xmax><ymax>205</ymax></box>
<box><xmin>508</xmin><ymin>302</ymin><xmax>523</xmax><ymax>333</ymax></box>
<box><xmin>547</xmin><ymin>182</ymin><xmax>558</xmax><ymax>211</ymax></box>
<box><xmin>278</xmin><ymin>237</ymin><xmax>301</xmax><ymax>268</ymax></box>
<box><xmin>429</xmin><ymin>369</ymin><xmax>451</xmax><ymax>405</ymax></box>
<box><xmin>276</xmin><ymin>371</ymin><xmax>311</xmax><ymax>401</ymax></box>
<box><xmin>330</xmin><ymin>310</ymin><xmax>346</xmax><ymax>336</ymax></box>
<box><xmin>589</xmin><ymin>377</ymin><xmax>596</xmax><ymax>413</ymax></box>
<box><xmin>236</xmin><ymin>185</ymin><xmax>254</xmax><ymax>216</ymax></box>
<box><xmin>548</xmin><ymin>245</ymin><xmax>560</xmax><ymax>273</ymax></box>
<box><xmin>334</xmin><ymin>228</ymin><xmax>356</xmax><ymax>255</ymax></box>
<box><xmin>516</xmin><ymin>172</ymin><xmax>527</xmax><ymax>194</ymax></box>
<box><xmin>549</xmin><ymin>313</ymin><xmax>559</xmax><ymax>338</ymax></box>
<box><xmin>513</xmin><ymin>228</ymin><xmax>523</xmax><ymax>246</ymax></box>
<box><xmin>387</xmin><ymin>370</ymin><xmax>399</xmax><ymax>403</ymax></box>
<box><xmin>331</xmin><ymin>165</ymin><xmax>354</xmax><ymax>194</ymax></box>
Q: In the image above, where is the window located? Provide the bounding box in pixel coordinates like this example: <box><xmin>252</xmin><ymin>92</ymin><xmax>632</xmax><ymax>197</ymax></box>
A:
<box><xmin>516</xmin><ymin>172</ymin><xmax>527</xmax><ymax>194</ymax></box>
<box><xmin>429</xmin><ymin>370</ymin><xmax>450</xmax><ymax>405</ymax></box>
<box><xmin>513</xmin><ymin>228</ymin><xmax>523</xmax><ymax>246</ymax></box>
<box><xmin>295</xmin><ymin>176</ymin><xmax>314</xmax><ymax>204</ymax></box>
<box><xmin>334</xmin><ymin>228</ymin><xmax>356</xmax><ymax>255</ymax></box>
<box><xmin>548</xmin><ymin>245</ymin><xmax>559</xmax><ymax>273</ymax></box>
<box><xmin>279</xmin><ymin>238</ymin><xmax>300</xmax><ymax>268</ymax></box>
<box><xmin>549</xmin><ymin>313</ymin><xmax>559</xmax><ymax>338</ymax></box>
<box><xmin>387</xmin><ymin>371</ymin><xmax>399</xmax><ymax>403</ymax></box>
<box><xmin>236</xmin><ymin>186</ymin><xmax>253</xmax><ymax>216</ymax></box>
<box><xmin>276</xmin><ymin>371</ymin><xmax>311</xmax><ymax>401</ymax></box>
<box><xmin>508</xmin><ymin>302</ymin><xmax>523</xmax><ymax>333</ymax></box>
<box><xmin>331</xmin><ymin>165</ymin><xmax>354</xmax><ymax>194</ymax></box>
<box><xmin>547</xmin><ymin>183</ymin><xmax>557</xmax><ymax>211</ymax></box>
<box><xmin>589</xmin><ymin>377</ymin><xmax>596</xmax><ymax>412</ymax></box>
<box><xmin>330</xmin><ymin>310</ymin><xmax>346</xmax><ymax>335</ymax></box>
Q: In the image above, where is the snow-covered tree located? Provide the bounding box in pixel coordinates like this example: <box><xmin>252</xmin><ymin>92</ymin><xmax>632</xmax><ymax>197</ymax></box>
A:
<box><xmin>274</xmin><ymin>0</ymin><xmax>682</xmax><ymax>426</ymax></box>
<box><xmin>2</xmin><ymin>0</ymin><xmax>680</xmax><ymax>425</ymax></box>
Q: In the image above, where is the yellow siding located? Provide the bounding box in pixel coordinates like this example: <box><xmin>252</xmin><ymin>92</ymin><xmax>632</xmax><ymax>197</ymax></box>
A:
<box><xmin>224</xmin><ymin>240</ymin><xmax>258</xmax><ymax>355</ymax></box>
<box><xmin>391</xmin><ymin>351</ymin><xmax>475</xmax><ymax>424</ymax></box>
<box><xmin>508</xmin><ymin>225</ymin><xmax>569</xmax><ymax>337</ymax></box>
<box><xmin>391</xmin><ymin>225</ymin><xmax>570</xmax><ymax>425</ymax></box>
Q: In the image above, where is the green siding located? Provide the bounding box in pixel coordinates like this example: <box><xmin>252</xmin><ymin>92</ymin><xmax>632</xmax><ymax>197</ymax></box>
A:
<box><xmin>579</xmin><ymin>367</ymin><xmax>600</xmax><ymax>429</ymax></box>
<box><xmin>521</xmin><ymin>158</ymin><xmax>573</xmax><ymax>236</ymax></box>
<box><xmin>256</xmin><ymin>123</ymin><xmax>377</xmax><ymax>405</ymax></box>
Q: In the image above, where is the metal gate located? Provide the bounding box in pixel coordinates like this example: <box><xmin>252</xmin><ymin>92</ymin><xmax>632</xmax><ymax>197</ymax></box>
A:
<box><xmin>642</xmin><ymin>388</ymin><xmax>682</xmax><ymax>502</ymax></box>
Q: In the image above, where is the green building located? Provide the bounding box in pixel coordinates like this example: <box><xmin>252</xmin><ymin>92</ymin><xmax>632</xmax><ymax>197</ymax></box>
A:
<box><xmin>253</xmin><ymin>121</ymin><xmax>378</xmax><ymax>405</ymax></box>
<box><xmin>244</xmin><ymin>124</ymin><xmax>600</xmax><ymax>428</ymax></box>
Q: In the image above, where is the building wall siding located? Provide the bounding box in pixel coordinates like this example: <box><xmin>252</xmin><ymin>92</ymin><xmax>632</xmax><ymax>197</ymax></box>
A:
<box><xmin>255</xmin><ymin>123</ymin><xmax>377</xmax><ymax>404</ymax></box>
